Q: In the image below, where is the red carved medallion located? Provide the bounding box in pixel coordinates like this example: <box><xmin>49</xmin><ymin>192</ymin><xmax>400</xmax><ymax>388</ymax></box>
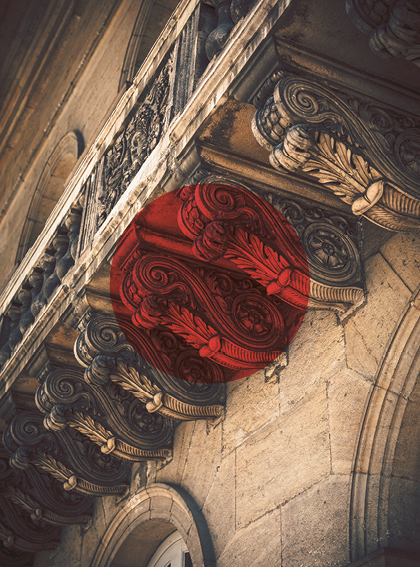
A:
<box><xmin>111</xmin><ymin>184</ymin><xmax>310</xmax><ymax>383</ymax></box>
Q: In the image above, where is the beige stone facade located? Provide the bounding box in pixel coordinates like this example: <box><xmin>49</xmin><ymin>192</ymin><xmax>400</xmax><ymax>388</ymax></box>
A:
<box><xmin>0</xmin><ymin>1</ymin><xmax>419</xmax><ymax>566</ymax></box>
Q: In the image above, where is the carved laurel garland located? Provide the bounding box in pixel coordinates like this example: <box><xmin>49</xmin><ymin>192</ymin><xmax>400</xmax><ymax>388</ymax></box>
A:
<box><xmin>252</xmin><ymin>70</ymin><xmax>420</xmax><ymax>232</ymax></box>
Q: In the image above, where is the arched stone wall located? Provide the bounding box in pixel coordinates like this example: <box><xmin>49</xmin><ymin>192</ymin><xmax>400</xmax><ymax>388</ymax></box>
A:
<box><xmin>118</xmin><ymin>0</ymin><xmax>179</xmax><ymax>91</ymax></box>
<box><xmin>16</xmin><ymin>130</ymin><xmax>83</xmax><ymax>263</ymax></box>
<box><xmin>90</xmin><ymin>483</ymin><xmax>216</xmax><ymax>567</ymax></box>
<box><xmin>350</xmin><ymin>284</ymin><xmax>420</xmax><ymax>561</ymax></box>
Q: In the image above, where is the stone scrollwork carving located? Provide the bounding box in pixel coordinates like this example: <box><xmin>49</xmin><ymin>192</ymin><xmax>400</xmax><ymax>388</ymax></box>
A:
<box><xmin>74</xmin><ymin>313</ymin><xmax>135</xmax><ymax>367</ymax></box>
<box><xmin>183</xmin><ymin>175</ymin><xmax>364</xmax><ymax>312</ymax></box>
<box><xmin>3</xmin><ymin>410</ymin><xmax>131</xmax><ymax>497</ymax></box>
<box><xmin>0</xmin><ymin>498</ymin><xmax>60</xmax><ymax>553</ymax></box>
<box><xmin>35</xmin><ymin>366</ymin><xmax>174</xmax><ymax>461</ymax></box>
<box><xmin>0</xmin><ymin>447</ymin><xmax>93</xmax><ymax>530</ymax></box>
<box><xmin>346</xmin><ymin>0</ymin><xmax>420</xmax><ymax>66</ymax></box>
<box><xmin>0</xmin><ymin>446</ymin><xmax>77</xmax><ymax>558</ymax></box>
<box><xmin>252</xmin><ymin>70</ymin><xmax>420</xmax><ymax>233</ymax></box>
<box><xmin>85</xmin><ymin>355</ymin><xmax>224</xmax><ymax>421</ymax></box>
<box><xmin>98</xmin><ymin>56</ymin><xmax>173</xmax><ymax>227</ymax></box>
<box><xmin>262</xmin><ymin>190</ymin><xmax>364</xmax><ymax>311</ymax></box>
<box><xmin>110</xmin><ymin>183</ymin><xmax>311</xmax><ymax>382</ymax></box>
<box><xmin>75</xmin><ymin>314</ymin><xmax>225</xmax><ymax>414</ymax></box>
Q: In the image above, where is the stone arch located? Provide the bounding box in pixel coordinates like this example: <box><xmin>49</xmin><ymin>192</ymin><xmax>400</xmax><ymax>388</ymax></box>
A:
<box><xmin>350</xmin><ymin>284</ymin><xmax>420</xmax><ymax>561</ymax></box>
<box><xmin>16</xmin><ymin>130</ymin><xmax>83</xmax><ymax>263</ymax></box>
<box><xmin>118</xmin><ymin>0</ymin><xmax>179</xmax><ymax>91</ymax></box>
<box><xmin>90</xmin><ymin>483</ymin><xmax>216</xmax><ymax>567</ymax></box>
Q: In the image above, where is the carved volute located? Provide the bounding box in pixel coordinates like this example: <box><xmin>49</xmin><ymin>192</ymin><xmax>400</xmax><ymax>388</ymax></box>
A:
<box><xmin>346</xmin><ymin>0</ymin><xmax>420</xmax><ymax>66</ymax></box>
<box><xmin>252</xmin><ymin>69</ymin><xmax>420</xmax><ymax>233</ymax></box>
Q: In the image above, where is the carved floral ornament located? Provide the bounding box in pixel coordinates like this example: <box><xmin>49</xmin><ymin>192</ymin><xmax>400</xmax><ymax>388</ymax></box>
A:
<box><xmin>110</xmin><ymin>183</ymin><xmax>311</xmax><ymax>385</ymax></box>
<box><xmin>109</xmin><ymin>182</ymin><xmax>364</xmax><ymax>389</ymax></box>
<box><xmin>346</xmin><ymin>0</ymin><xmax>420</xmax><ymax>66</ymax></box>
<box><xmin>0</xmin><ymin>181</ymin><xmax>364</xmax><ymax>557</ymax></box>
<box><xmin>0</xmin><ymin>443</ymin><xmax>92</xmax><ymax>562</ymax></box>
<box><xmin>252</xmin><ymin>70</ymin><xmax>420</xmax><ymax>233</ymax></box>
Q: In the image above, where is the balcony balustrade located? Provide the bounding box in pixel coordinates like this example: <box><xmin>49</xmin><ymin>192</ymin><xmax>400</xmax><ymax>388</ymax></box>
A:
<box><xmin>0</xmin><ymin>0</ymin><xmax>259</xmax><ymax>381</ymax></box>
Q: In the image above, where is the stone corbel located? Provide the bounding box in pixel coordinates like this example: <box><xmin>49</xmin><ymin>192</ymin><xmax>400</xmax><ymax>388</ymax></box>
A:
<box><xmin>35</xmin><ymin>365</ymin><xmax>174</xmax><ymax>461</ymax></box>
<box><xmin>346</xmin><ymin>0</ymin><xmax>420</xmax><ymax>66</ymax></box>
<box><xmin>75</xmin><ymin>314</ymin><xmax>225</xmax><ymax>416</ymax></box>
<box><xmin>2</xmin><ymin>410</ymin><xmax>131</xmax><ymax>497</ymax></box>
<box><xmin>184</xmin><ymin>173</ymin><xmax>365</xmax><ymax>313</ymax></box>
<box><xmin>252</xmin><ymin>70</ymin><xmax>420</xmax><ymax>233</ymax></box>
<box><xmin>0</xmin><ymin>447</ymin><xmax>74</xmax><ymax>558</ymax></box>
<box><xmin>0</xmin><ymin>447</ymin><xmax>93</xmax><ymax>529</ymax></box>
<box><xmin>85</xmin><ymin>355</ymin><xmax>224</xmax><ymax>421</ymax></box>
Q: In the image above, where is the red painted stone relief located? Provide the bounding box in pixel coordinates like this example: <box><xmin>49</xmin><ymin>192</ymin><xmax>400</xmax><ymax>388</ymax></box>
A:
<box><xmin>111</xmin><ymin>184</ymin><xmax>310</xmax><ymax>383</ymax></box>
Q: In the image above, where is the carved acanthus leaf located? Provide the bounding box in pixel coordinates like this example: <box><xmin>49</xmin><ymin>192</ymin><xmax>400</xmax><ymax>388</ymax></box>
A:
<box><xmin>271</xmin><ymin>125</ymin><xmax>383</xmax><ymax>207</ymax></box>
<box><xmin>66</xmin><ymin>412</ymin><xmax>112</xmax><ymax>446</ymax></box>
<box><xmin>31</xmin><ymin>452</ymin><xmax>73</xmax><ymax>485</ymax></box>
<box><xmin>3</xmin><ymin>487</ymin><xmax>41</xmax><ymax>517</ymax></box>
<box><xmin>252</xmin><ymin>71</ymin><xmax>420</xmax><ymax>232</ymax></box>
<box><xmin>88</xmin><ymin>355</ymin><xmax>224</xmax><ymax>420</ymax></box>
<box><xmin>87</xmin><ymin>355</ymin><xmax>159</xmax><ymax>404</ymax></box>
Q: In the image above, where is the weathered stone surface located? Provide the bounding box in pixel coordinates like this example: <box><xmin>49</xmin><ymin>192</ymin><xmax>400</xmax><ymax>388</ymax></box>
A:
<box><xmin>222</xmin><ymin>366</ymin><xmax>279</xmax><ymax>456</ymax></box>
<box><xmin>380</xmin><ymin>233</ymin><xmax>420</xmax><ymax>294</ymax></box>
<box><xmin>179</xmin><ymin>419</ymin><xmax>222</xmax><ymax>509</ymax></box>
<box><xmin>281</xmin><ymin>475</ymin><xmax>350</xmax><ymax>567</ymax></box>
<box><xmin>392</xmin><ymin>399</ymin><xmax>420</xmax><ymax>483</ymax></box>
<box><xmin>360</xmin><ymin>219</ymin><xmax>393</xmax><ymax>261</ymax></box>
<box><xmin>101</xmin><ymin>495</ymin><xmax>119</xmax><ymax>527</ymax></box>
<box><xmin>80</xmin><ymin>498</ymin><xmax>107</xmax><ymax>567</ymax></box>
<box><xmin>280</xmin><ymin>310</ymin><xmax>346</xmax><ymax>415</ymax></box>
<box><xmin>235</xmin><ymin>382</ymin><xmax>330</xmax><ymax>528</ymax></box>
<box><xmin>46</xmin><ymin>525</ymin><xmax>83</xmax><ymax>567</ymax></box>
<box><xmin>345</xmin><ymin>253</ymin><xmax>412</xmax><ymax>380</ymax></box>
<box><xmin>362</xmin><ymin>473</ymin><xmax>382</xmax><ymax>554</ymax></box>
<box><xmin>156</xmin><ymin>421</ymin><xmax>196</xmax><ymax>485</ymax></box>
<box><xmin>33</xmin><ymin>551</ymin><xmax>53</xmax><ymax>567</ymax></box>
<box><xmin>388</xmin><ymin>477</ymin><xmax>420</xmax><ymax>554</ymax></box>
<box><xmin>202</xmin><ymin>451</ymin><xmax>236</xmax><ymax>559</ymax></box>
<box><xmin>218</xmin><ymin>508</ymin><xmax>281</xmax><ymax>567</ymax></box>
<box><xmin>328</xmin><ymin>368</ymin><xmax>372</xmax><ymax>475</ymax></box>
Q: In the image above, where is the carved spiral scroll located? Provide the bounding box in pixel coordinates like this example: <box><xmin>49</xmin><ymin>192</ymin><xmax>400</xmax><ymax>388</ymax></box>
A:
<box><xmin>110</xmin><ymin>184</ymin><xmax>310</xmax><ymax>383</ymax></box>
<box><xmin>252</xmin><ymin>70</ymin><xmax>420</xmax><ymax>209</ymax></box>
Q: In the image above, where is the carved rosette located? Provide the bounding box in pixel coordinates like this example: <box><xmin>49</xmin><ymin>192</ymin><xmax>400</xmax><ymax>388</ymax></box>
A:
<box><xmin>252</xmin><ymin>70</ymin><xmax>420</xmax><ymax>233</ymax></box>
<box><xmin>259</xmin><ymin>190</ymin><xmax>364</xmax><ymax>311</ymax></box>
<box><xmin>180</xmin><ymin>175</ymin><xmax>364</xmax><ymax>312</ymax></box>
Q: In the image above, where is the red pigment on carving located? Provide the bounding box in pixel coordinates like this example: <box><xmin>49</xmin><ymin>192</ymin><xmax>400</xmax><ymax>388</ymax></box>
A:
<box><xmin>110</xmin><ymin>184</ymin><xmax>309</xmax><ymax>383</ymax></box>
